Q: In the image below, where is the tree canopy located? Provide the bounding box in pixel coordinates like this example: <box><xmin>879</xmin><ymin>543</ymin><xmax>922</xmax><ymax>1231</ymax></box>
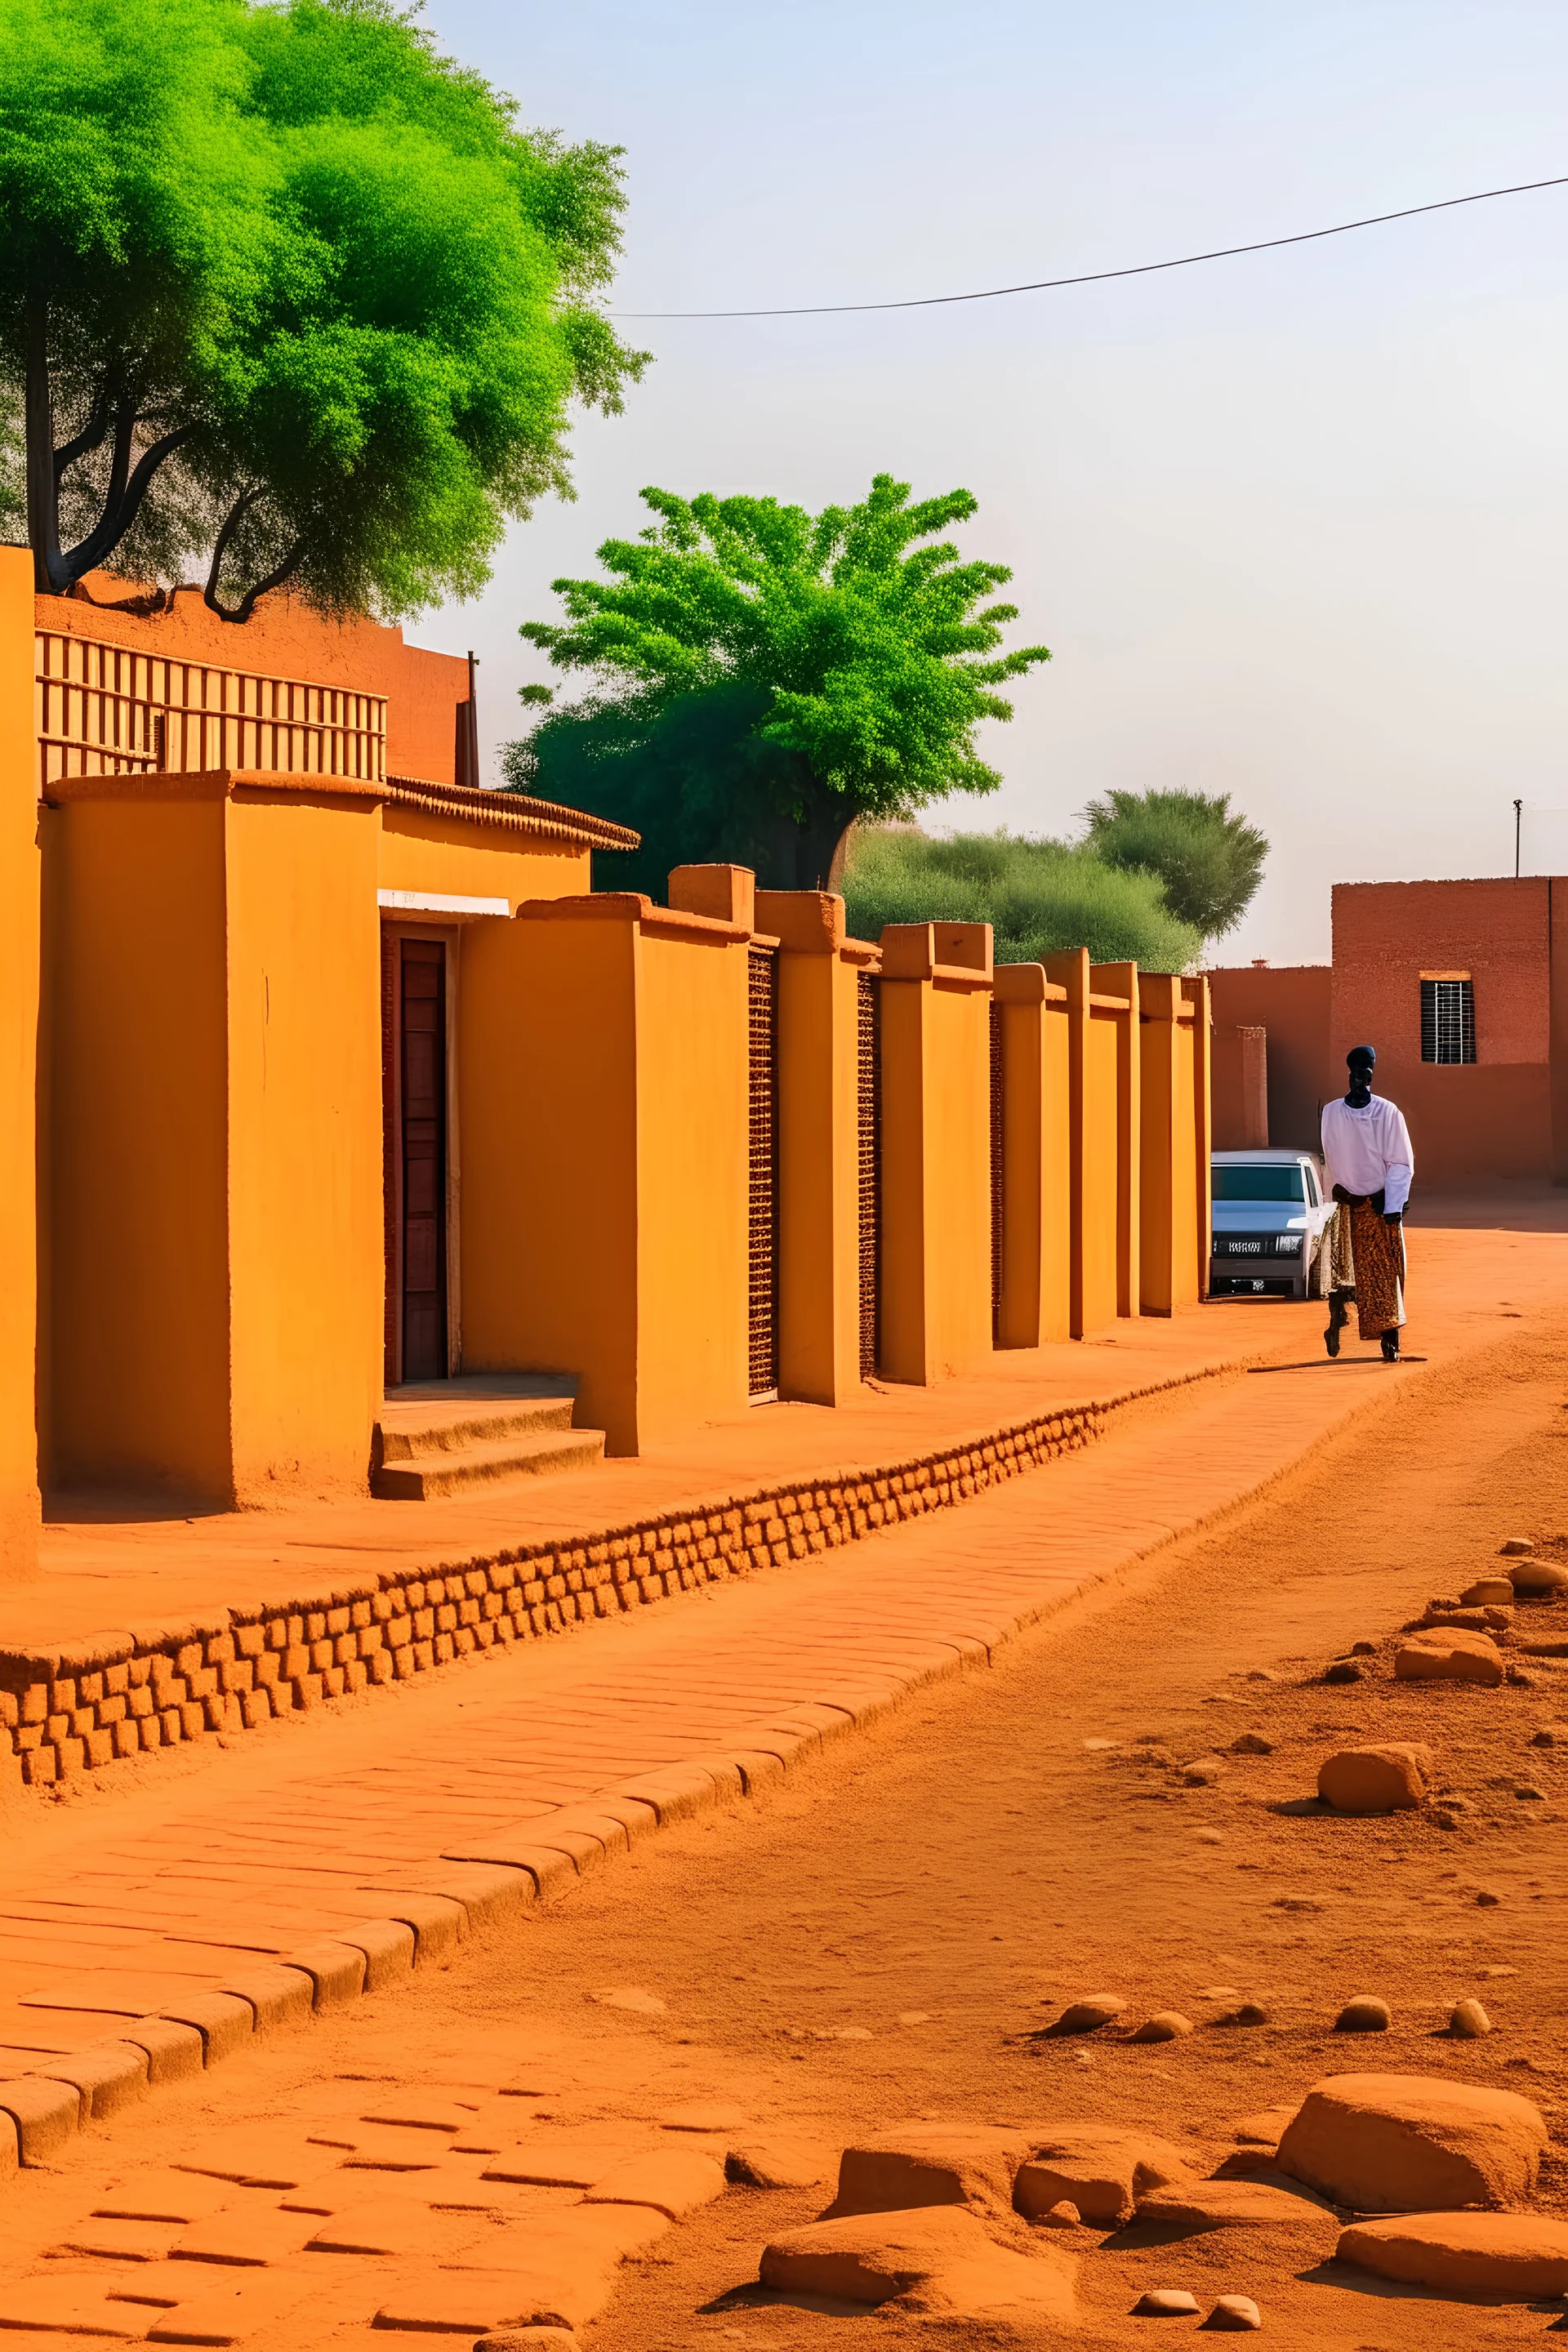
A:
<box><xmin>504</xmin><ymin>474</ymin><xmax>1050</xmax><ymax>889</ymax></box>
<box><xmin>1080</xmin><ymin>786</ymin><xmax>1267</xmax><ymax>938</ymax></box>
<box><xmin>841</xmin><ymin>826</ymin><xmax>1202</xmax><ymax>972</ymax></box>
<box><xmin>0</xmin><ymin>0</ymin><xmax>645</xmax><ymax>618</ymax></box>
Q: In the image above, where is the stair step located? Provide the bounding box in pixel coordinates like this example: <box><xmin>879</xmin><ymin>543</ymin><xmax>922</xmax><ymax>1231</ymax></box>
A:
<box><xmin>376</xmin><ymin>1374</ymin><xmax>580</xmax><ymax>1463</ymax></box>
<box><xmin>372</xmin><ymin>1426</ymin><xmax>606</xmax><ymax>1503</ymax></box>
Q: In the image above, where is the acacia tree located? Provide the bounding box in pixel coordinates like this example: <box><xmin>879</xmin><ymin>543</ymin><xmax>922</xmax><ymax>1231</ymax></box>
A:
<box><xmin>0</xmin><ymin>0</ymin><xmax>645</xmax><ymax>618</ymax></box>
<box><xmin>1080</xmin><ymin>787</ymin><xmax>1268</xmax><ymax>938</ymax></box>
<box><xmin>505</xmin><ymin>474</ymin><xmax>1051</xmax><ymax>890</ymax></box>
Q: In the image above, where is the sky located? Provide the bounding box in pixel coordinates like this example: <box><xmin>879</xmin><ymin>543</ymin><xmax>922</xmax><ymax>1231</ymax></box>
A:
<box><xmin>412</xmin><ymin>0</ymin><xmax>1568</xmax><ymax>964</ymax></box>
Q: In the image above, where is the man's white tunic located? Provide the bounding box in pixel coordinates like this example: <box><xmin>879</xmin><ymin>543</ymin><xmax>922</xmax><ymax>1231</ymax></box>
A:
<box><xmin>1320</xmin><ymin>1096</ymin><xmax>1414</xmax><ymax>1214</ymax></box>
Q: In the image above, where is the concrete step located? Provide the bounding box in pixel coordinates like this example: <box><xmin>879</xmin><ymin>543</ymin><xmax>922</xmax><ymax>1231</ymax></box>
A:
<box><xmin>372</xmin><ymin>1424</ymin><xmax>607</xmax><ymax>1501</ymax></box>
<box><xmin>372</xmin><ymin>1374</ymin><xmax>604</xmax><ymax>1501</ymax></box>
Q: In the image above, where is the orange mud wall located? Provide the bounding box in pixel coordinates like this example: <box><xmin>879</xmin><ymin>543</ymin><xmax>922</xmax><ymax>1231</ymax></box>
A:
<box><xmin>1043</xmin><ymin>951</ymin><xmax>1123</xmax><ymax>1337</ymax></box>
<box><xmin>0</xmin><ymin>549</ymin><xmax>40</xmax><ymax>1577</ymax></box>
<box><xmin>1208</xmin><ymin>965</ymin><xmax>1330</xmax><ymax>1152</ymax></box>
<box><xmin>1330</xmin><ymin>879</ymin><xmax>1554</xmax><ymax>1184</ymax></box>
<box><xmin>459</xmin><ymin>896</ymin><xmax>750</xmax><ymax>1454</ymax></box>
<box><xmin>992</xmin><ymin>964</ymin><xmax>1071</xmax><ymax>1346</ymax></box>
<box><xmin>51</xmin><ymin>578</ymin><xmax>470</xmax><ymax>786</ymax></box>
<box><xmin>377</xmin><ymin>803</ymin><xmax>590</xmax><ymax>909</ymax></box>
<box><xmin>43</xmin><ymin>773</ymin><xmax>384</xmax><ymax>1506</ymax></box>
<box><xmin>877</xmin><ymin>924</ymin><xmax>995</xmax><ymax>1384</ymax></box>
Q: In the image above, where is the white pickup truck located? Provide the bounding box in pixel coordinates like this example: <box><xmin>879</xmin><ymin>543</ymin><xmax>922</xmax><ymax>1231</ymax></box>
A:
<box><xmin>1209</xmin><ymin>1147</ymin><xmax>1336</xmax><ymax>1301</ymax></box>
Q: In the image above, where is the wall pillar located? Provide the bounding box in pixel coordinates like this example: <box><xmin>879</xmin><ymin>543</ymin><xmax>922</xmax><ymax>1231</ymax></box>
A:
<box><xmin>1093</xmin><ymin>962</ymin><xmax>1142</xmax><ymax>1318</ymax></box>
<box><xmin>877</xmin><ymin>921</ymin><xmax>994</xmax><ymax>1383</ymax></box>
<box><xmin>1551</xmin><ymin>878</ymin><xmax>1568</xmax><ymax>1187</ymax></box>
<box><xmin>752</xmin><ymin>889</ymin><xmax>871</xmax><ymax>1405</ymax></box>
<box><xmin>1138</xmin><ymin>975</ymin><xmax>1199</xmax><ymax>1315</ymax></box>
<box><xmin>992</xmin><ymin>964</ymin><xmax>1071</xmax><ymax>1346</ymax></box>
<box><xmin>1183</xmin><ymin>975</ymin><xmax>1214</xmax><ymax>1299</ymax></box>
<box><xmin>0</xmin><ymin>548</ymin><xmax>39</xmax><ymax>1578</ymax></box>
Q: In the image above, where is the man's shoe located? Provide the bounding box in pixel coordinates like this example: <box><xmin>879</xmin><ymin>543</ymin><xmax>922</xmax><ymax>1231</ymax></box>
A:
<box><xmin>1325</xmin><ymin>1295</ymin><xmax>1348</xmax><ymax>1359</ymax></box>
<box><xmin>1325</xmin><ymin>1320</ymin><xmax>1340</xmax><ymax>1359</ymax></box>
<box><xmin>1380</xmin><ymin>1330</ymin><xmax>1401</xmax><ymax>1363</ymax></box>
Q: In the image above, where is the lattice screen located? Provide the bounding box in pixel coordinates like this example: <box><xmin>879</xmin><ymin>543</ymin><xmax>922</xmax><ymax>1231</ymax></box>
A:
<box><xmin>857</xmin><ymin>970</ymin><xmax>880</xmax><ymax>1380</ymax></box>
<box><xmin>747</xmin><ymin>947</ymin><xmax>780</xmax><ymax>1398</ymax></box>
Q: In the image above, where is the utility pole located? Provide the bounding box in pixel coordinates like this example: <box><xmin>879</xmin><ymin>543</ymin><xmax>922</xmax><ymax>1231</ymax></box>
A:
<box><xmin>1514</xmin><ymin>797</ymin><xmax>1522</xmax><ymax>880</ymax></box>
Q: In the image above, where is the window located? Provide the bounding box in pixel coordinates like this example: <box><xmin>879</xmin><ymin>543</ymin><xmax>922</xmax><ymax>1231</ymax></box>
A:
<box><xmin>1420</xmin><ymin>977</ymin><xmax>1475</xmax><ymax>1064</ymax></box>
<box><xmin>1212</xmin><ymin>1165</ymin><xmax>1305</xmax><ymax>1202</ymax></box>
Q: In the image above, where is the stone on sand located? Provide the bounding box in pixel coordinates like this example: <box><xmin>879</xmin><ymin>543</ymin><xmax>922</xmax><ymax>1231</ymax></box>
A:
<box><xmin>827</xmin><ymin>2126</ymin><xmax>1028</xmax><ymax>2221</ymax></box>
<box><xmin>1132</xmin><ymin>2178</ymin><xmax>1337</xmax><ymax>2241</ymax></box>
<box><xmin>1323</xmin><ymin>1659</ymin><xmax>1365</xmax><ymax>1684</ymax></box>
<box><xmin>1449</xmin><ymin>1998</ymin><xmax>1490</xmax><ymax>2038</ymax></box>
<box><xmin>1275</xmin><ymin>2075</ymin><xmax>1548</xmax><ymax>2212</ymax></box>
<box><xmin>1336</xmin><ymin>2211</ymin><xmax>1568</xmax><ymax>2297</ymax></box>
<box><xmin>1334</xmin><ymin>1995</ymin><xmax>1392</xmax><ymax>2033</ymax></box>
<box><xmin>1230</xmin><ymin>1733</ymin><xmax>1272</xmax><ymax>1754</ymax></box>
<box><xmin>1133</xmin><ymin>2287</ymin><xmax>1200</xmax><ymax>2315</ymax></box>
<box><xmin>724</xmin><ymin>2136</ymin><xmax>831</xmax><ymax>2190</ymax></box>
<box><xmin>1459</xmin><ymin>1579</ymin><xmax>1516</xmax><ymax>1607</ymax></box>
<box><xmin>760</xmin><ymin>2205</ymin><xmax>1076</xmax><ymax>2322</ymax></box>
<box><xmin>1014</xmin><ymin>2127</ymin><xmax>1192</xmax><ymax>2227</ymax></box>
<box><xmin>1510</xmin><ymin>1559</ymin><xmax>1568</xmax><ymax>1595</ymax></box>
<box><xmin>1129</xmin><ymin>2012</ymin><xmax>1193</xmax><ymax>2043</ymax></box>
<box><xmin>1049</xmin><ymin>1994</ymin><xmax>1126</xmax><ymax>2034</ymax></box>
<box><xmin>1208</xmin><ymin>2296</ymin><xmax>1263</xmax><ymax>2331</ymax></box>
<box><xmin>1317</xmin><ymin>1743</ymin><xmax>1433</xmax><ymax>1814</ymax></box>
<box><xmin>1499</xmin><ymin>1537</ymin><xmax>1536</xmax><ymax>1556</ymax></box>
<box><xmin>1396</xmin><ymin>1631</ymin><xmax>1504</xmax><ymax>1686</ymax></box>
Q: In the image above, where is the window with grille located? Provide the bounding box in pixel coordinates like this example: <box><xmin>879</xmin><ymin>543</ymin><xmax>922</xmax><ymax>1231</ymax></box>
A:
<box><xmin>747</xmin><ymin>947</ymin><xmax>779</xmax><ymax>1398</ymax></box>
<box><xmin>1420</xmin><ymin>978</ymin><xmax>1475</xmax><ymax>1064</ymax></box>
<box><xmin>857</xmin><ymin>972</ymin><xmax>880</xmax><ymax>1379</ymax></box>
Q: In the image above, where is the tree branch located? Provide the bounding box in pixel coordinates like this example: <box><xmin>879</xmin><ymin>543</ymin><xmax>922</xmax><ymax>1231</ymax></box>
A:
<box><xmin>62</xmin><ymin>419</ymin><xmax>196</xmax><ymax>582</ymax></box>
<box><xmin>53</xmin><ymin>379</ymin><xmax>115</xmax><ymax>481</ymax></box>
<box><xmin>203</xmin><ymin>489</ymin><xmax>307</xmax><ymax>624</ymax></box>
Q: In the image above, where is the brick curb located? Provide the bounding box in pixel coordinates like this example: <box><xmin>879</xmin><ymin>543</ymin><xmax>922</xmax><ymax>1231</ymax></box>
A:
<box><xmin>0</xmin><ymin>1360</ymin><xmax>1247</xmax><ymax>1795</ymax></box>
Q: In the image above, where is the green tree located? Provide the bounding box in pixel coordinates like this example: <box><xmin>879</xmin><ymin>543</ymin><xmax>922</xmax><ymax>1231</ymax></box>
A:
<box><xmin>505</xmin><ymin>474</ymin><xmax>1051</xmax><ymax>889</ymax></box>
<box><xmin>1080</xmin><ymin>787</ymin><xmax>1267</xmax><ymax>938</ymax></box>
<box><xmin>841</xmin><ymin>826</ymin><xmax>1202</xmax><ymax>972</ymax></box>
<box><xmin>0</xmin><ymin>0</ymin><xmax>645</xmax><ymax>618</ymax></box>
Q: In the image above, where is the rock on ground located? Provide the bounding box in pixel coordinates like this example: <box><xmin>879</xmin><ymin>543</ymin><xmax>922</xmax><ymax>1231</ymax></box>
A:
<box><xmin>1209</xmin><ymin>2296</ymin><xmax>1263</xmax><ymax>2332</ymax></box>
<box><xmin>1133</xmin><ymin>2287</ymin><xmax>1200</xmax><ymax>2315</ymax></box>
<box><xmin>1275</xmin><ymin>2075</ymin><xmax>1548</xmax><ymax>2213</ymax></box>
<box><xmin>1132</xmin><ymin>2176</ymin><xmax>1338</xmax><ymax>2238</ymax></box>
<box><xmin>1129</xmin><ymin>2011</ymin><xmax>1193</xmax><ymax>2042</ymax></box>
<box><xmin>1459</xmin><ymin>1579</ymin><xmax>1516</xmax><ymax>1606</ymax></box>
<box><xmin>724</xmin><ymin>2136</ymin><xmax>831</xmax><ymax>2190</ymax></box>
<box><xmin>1396</xmin><ymin>1631</ymin><xmax>1505</xmax><ymax>1686</ymax></box>
<box><xmin>760</xmin><ymin>2203</ymin><xmax>1076</xmax><ymax>2323</ymax></box>
<box><xmin>1336</xmin><ymin>2211</ymin><xmax>1568</xmax><ymax>2297</ymax></box>
<box><xmin>826</xmin><ymin>2126</ymin><xmax>1028</xmax><ymax>2222</ymax></box>
<box><xmin>1511</xmin><ymin>1558</ymin><xmax>1568</xmax><ymax>1593</ymax></box>
<box><xmin>1049</xmin><ymin>1993</ymin><xmax>1126</xmax><ymax>2033</ymax></box>
<box><xmin>1334</xmin><ymin>1994</ymin><xmax>1392</xmax><ymax>2033</ymax></box>
<box><xmin>1317</xmin><ymin>1743</ymin><xmax>1434</xmax><ymax>1813</ymax></box>
<box><xmin>1450</xmin><ymin>1998</ymin><xmax>1490</xmax><ymax>2038</ymax></box>
<box><xmin>1014</xmin><ymin>2127</ymin><xmax>1193</xmax><ymax>2227</ymax></box>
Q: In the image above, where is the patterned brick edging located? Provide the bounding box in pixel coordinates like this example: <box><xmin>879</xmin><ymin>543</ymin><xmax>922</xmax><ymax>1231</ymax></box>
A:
<box><xmin>0</xmin><ymin>1691</ymin><xmax>921</xmax><ymax>2176</ymax></box>
<box><xmin>0</xmin><ymin>1365</ymin><xmax>1227</xmax><ymax>1795</ymax></box>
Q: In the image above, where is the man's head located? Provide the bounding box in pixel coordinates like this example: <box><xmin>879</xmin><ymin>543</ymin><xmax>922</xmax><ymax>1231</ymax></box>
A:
<box><xmin>1347</xmin><ymin>1044</ymin><xmax>1376</xmax><ymax>1104</ymax></box>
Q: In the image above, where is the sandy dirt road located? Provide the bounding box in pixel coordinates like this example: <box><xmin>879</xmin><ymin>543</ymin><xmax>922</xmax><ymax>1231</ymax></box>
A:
<box><xmin>2</xmin><ymin>1272</ymin><xmax>1566</xmax><ymax>2347</ymax></box>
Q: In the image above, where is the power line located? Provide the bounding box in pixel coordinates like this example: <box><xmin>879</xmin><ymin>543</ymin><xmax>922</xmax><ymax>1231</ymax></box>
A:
<box><xmin>614</xmin><ymin>171</ymin><xmax>1568</xmax><ymax>321</ymax></box>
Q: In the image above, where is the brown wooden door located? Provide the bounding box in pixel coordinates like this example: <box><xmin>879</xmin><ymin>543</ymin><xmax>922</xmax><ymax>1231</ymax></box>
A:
<box><xmin>400</xmin><ymin>940</ymin><xmax>447</xmax><ymax>1381</ymax></box>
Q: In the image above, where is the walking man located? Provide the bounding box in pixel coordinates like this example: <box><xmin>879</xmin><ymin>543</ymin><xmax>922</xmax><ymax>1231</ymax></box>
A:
<box><xmin>1321</xmin><ymin>1045</ymin><xmax>1414</xmax><ymax>1363</ymax></box>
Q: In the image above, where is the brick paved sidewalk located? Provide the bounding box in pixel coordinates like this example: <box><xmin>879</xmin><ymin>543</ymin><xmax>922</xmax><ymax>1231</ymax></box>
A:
<box><xmin>0</xmin><ymin>1218</ymin><xmax>1563</xmax><ymax>2179</ymax></box>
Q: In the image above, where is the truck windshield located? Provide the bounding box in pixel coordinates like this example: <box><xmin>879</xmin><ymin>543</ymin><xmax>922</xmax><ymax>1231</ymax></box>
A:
<box><xmin>1213</xmin><ymin>1166</ymin><xmax>1305</xmax><ymax>1202</ymax></box>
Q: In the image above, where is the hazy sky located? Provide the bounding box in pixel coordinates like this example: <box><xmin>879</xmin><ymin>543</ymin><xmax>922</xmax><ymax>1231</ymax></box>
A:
<box><xmin>414</xmin><ymin>0</ymin><xmax>1568</xmax><ymax>964</ymax></box>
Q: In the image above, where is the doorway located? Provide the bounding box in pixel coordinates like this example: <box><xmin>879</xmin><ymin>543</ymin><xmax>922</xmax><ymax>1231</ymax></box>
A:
<box><xmin>381</xmin><ymin>929</ymin><xmax>456</xmax><ymax>1388</ymax></box>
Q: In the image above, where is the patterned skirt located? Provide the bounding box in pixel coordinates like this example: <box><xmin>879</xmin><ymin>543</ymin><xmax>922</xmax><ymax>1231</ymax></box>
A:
<box><xmin>1343</xmin><ymin>1200</ymin><xmax>1405</xmax><ymax>1338</ymax></box>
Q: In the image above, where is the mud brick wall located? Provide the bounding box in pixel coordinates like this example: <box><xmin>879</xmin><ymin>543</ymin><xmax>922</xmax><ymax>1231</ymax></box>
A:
<box><xmin>0</xmin><ymin>1395</ymin><xmax>1118</xmax><ymax>1791</ymax></box>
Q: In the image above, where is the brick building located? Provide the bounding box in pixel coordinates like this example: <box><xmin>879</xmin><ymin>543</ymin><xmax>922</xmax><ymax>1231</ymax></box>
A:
<box><xmin>1209</xmin><ymin>876</ymin><xmax>1568</xmax><ymax>1185</ymax></box>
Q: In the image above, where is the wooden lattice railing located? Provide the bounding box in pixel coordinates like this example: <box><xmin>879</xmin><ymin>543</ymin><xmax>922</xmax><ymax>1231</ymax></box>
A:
<box><xmin>36</xmin><ymin>628</ymin><xmax>387</xmax><ymax>791</ymax></box>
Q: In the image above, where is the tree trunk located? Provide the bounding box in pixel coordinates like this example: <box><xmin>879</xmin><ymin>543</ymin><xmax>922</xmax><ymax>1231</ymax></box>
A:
<box><xmin>24</xmin><ymin>291</ymin><xmax>67</xmax><ymax>595</ymax></box>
